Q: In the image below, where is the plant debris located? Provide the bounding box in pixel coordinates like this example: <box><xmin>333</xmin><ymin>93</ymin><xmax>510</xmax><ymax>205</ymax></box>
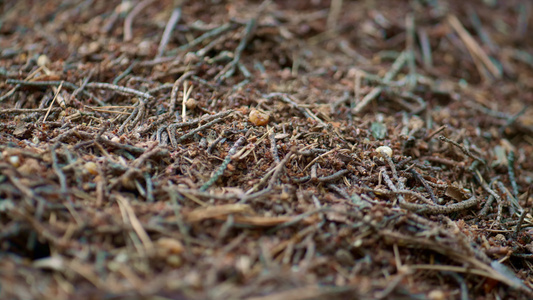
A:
<box><xmin>2</xmin><ymin>0</ymin><xmax>533</xmax><ymax>299</ymax></box>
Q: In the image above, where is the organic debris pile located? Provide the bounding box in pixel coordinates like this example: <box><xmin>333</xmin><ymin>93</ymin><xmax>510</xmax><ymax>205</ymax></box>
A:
<box><xmin>2</xmin><ymin>0</ymin><xmax>533</xmax><ymax>299</ymax></box>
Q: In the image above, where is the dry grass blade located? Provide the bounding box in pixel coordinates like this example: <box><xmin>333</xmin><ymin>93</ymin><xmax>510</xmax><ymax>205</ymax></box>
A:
<box><xmin>447</xmin><ymin>14</ymin><xmax>502</xmax><ymax>80</ymax></box>
<box><xmin>115</xmin><ymin>194</ymin><xmax>155</xmax><ymax>255</ymax></box>
<box><xmin>2</xmin><ymin>1</ymin><xmax>533</xmax><ymax>299</ymax></box>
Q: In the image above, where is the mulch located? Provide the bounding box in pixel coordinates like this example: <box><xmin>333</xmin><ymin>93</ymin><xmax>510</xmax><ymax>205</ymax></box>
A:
<box><xmin>1</xmin><ymin>0</ymin><xmax>533</xmax><ymax>299</ymax></box>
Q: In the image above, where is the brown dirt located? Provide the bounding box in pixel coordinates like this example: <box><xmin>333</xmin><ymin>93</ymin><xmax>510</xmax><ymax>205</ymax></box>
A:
<box><xmin>1</xmin><ymin>0</ymin><xmax>533</xmax><ymax>299</ymax></box>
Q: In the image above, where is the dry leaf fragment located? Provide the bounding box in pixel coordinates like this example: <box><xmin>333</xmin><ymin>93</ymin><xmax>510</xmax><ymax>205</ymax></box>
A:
<box><xmin>445</xmin><ymin>184</ymin><xmax>471</xmax><ymax>201</ymax></box>
<box><xmin>186</xmin><ymin>204</ymin><xmax>253</xmax><ymax>222</ymax></box>
<box><xmin>218</xmin><ymin>215</ymin><xmax>295</xmax><ymax>227</ymax></box>
<box><xmin>156</xmin><ymin>237</ymin><xmax>185</xmax><ymax>255</ymax></box>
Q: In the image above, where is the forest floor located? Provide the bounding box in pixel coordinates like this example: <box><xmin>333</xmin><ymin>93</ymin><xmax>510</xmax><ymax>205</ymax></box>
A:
<box><xmin>2</xmin><ymin>0</ymin><xmax>533</xmax><ymax>299</ymax></box>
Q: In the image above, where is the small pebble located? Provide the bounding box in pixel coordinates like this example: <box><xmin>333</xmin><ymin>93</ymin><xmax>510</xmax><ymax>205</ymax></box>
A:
<box><xmin>37</xmin><ymin>54</ymin><xmax>51</xmax><ymax>67</ymax></box>
<box><xmin>8</xmin><ymin>155</ymin><xmax>20</xmax><ymax>167</ymax></box>
<box><xmin>375</xmin><ymin>146</ymin><xmax>392</xmax><ymax>157</ymax></box>
<box><xmin>84</xmin><ymin>162</ymin><xmax>98</xmax><ymax>175</ymax></box>
<box><xmin>249</xmin><ymin>109</ymin><xmax>270</xmax><ymax>126</ymax></box>
<box><xmin>185</xmin><ymin>98</ymin><xmax>197</xmax><ymax>109</ymax></box>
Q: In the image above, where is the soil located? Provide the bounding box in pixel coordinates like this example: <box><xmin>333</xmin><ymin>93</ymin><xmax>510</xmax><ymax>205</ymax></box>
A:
<box><xmin>1</xmin><ymin>0</ymin><xmax>533</xmax><ymax>299</ymax></box>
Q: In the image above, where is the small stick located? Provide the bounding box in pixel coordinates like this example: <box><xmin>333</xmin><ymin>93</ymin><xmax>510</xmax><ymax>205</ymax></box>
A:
<box><xmin>95</xmin><ymin>121</ymin><xmax>110</xmax><ymax>144</ymax></box>
<box><xmin>405</xmin><ymin>13</ymin><xmax>417</xmax><ymax>90</ymax></box>
<box><xmin>112</xmin><ymin>60</ymin><xmax>137</xmax><ymax>85</ymax></box>
<box><xmin>264</xmin><ymin>92</ymin><xmax>323</xmax><ymax>125</ymax></box>
<box><xmin>207</xmin><ymin>132</ymin><xmax>227</xmax><ymax>154</ymax></box>
<box><xmin>86</xmin><ymin>82</ymin><xmax>153</xmax><ymax>99</ymax></box>
<box><xmin>148</xmin><ymin>82</ymin><xmax>174</xmax><ymax>95</ymax></box>
<box><xmin>245</xmin><ymin>165</ymin><xmax>278</xmax><ymax>194</ymax></box>
<box><xmin>136</xmin><ymin>112</ymin><xmax>172</xmax><ymax>135</ymax></box>
<box><xmin>302</xmin><ymin>148</ymin><xmax>337</xmax><ymax>172</ymax></box>
<box><xmin>0</xmin><ymin>107</ymin><xmax>62</xmax><ymax>114</ymax></box>
<box><xmin>71</xmin><ymin>69</ymin><xmax>94</xmax><ymax>102</ymax></box>
<box><xmin>310</xmin><ymin>164</ymin><xmax>318</xmax><ymax>182</ymax></box>
<box><xmin>467</xmin><ymin>6</ymin><xmax>496</xmax><ymax>53</ymax></box>
<box><xmin>87</xmin><ymin>107</ymin><xmax>133</xmax><ymax>115</ymax></box>
<box><xmin>268</xmin><ymin>150</ymin><xmax>295</xmax><ymax>187</ymax></box>
<box><xmin>215</xmin><ymin>18</ymin><xmax>257</xmax><ymax>81</ymax></box>
<box><xmin>110</xmin><ymin>144</ymin><xmax>162</xmax><ymax>189</ymax></box>
<box><xmin>318</xmin><ymin>169</ymin><xmax>349</xmax><ymax>182</ymax></box>
<box><xmin>118</xmin><ymin>104</ymin><xmax>141</xmax><ymax>135</ymax></box>
<box><xmin>115</xmin><ymin>194</ymin><xmax>155</xmax><ymax>256</ymax></box>
<box><xmin>6</xmin><ymin>79</ymin><xmax>104</xmax><ymax>105</ymax></box>
<box><xmin>200</xmin><ymin>136</ymin><xmax>246</xmax><ymax>191</ymax></box>
<box><xmin>143</xmin><ymin>110</ymin><xmax>232</xmax><ymax>136</ymax></box>
<box><xmin>447</xmin><ymin>15</ymin><xmax>501</xmax><ymax>79</ymax></box>
<box><xmin>327</xmin><ymin>183</ymin><xmax>351</xmax><ymax>199</ymax></box>
<box><xmin>507</xmin><ymin>151</ymin><xmax>519</xmax><ymax>199</ymax></box>
<box><xmin>338</xmin><ymin>40</ymin><xmax>369</xmax><ymax>64</ymax></box>
<box><xmin>438</xmin><ymin>135</ymin><xmax>486</xmax><ymax>165</ymax></box>
<box><xmin>268</xmin><ymin>207</ymin><xmax>329</xmax><ymax>232</ymax></box>
<box><xmin>51</xmin><ymin>143</ymin><xmax>67</xmax><ymax>194</ymax></box>
<box><xmin>382</xmin><ymin>169</ymin><xmax>461</xmax><ymax>213</ymax></box>
<box><xmin>514</xmin><ymin>186</ymin><xmax>531</xmax><ymax>239</ymax></box>
<box><xmin>237</xmin><ymin>62</ymin><xmax>252</xmax><ymax>78</ymax></box>
<box><xmin>156</xmin><ymin>6</ymin><xmax>182</xmax><ymax>58</ymax></box>
<box><xmin>425</xmin><ymin>125</ymin><xmax>447</xmax><ymax>141</ymax></box>
<box><xmin>479</xmin><ymin>195</ymin><xmax>495</xmax><ymax>216</ymax></box>
<box><xmin>178</xmin><ymin>23</ymin><xmax>234</xmax><ymax>51</ymax></box>
<box><xmin>387</xmin><ymin>89</ymin><xmax>426</xmax><ymax>114</ymax></box>
<box><xmin>130</xmin><ymin>100</ymin><xmax>147</xmax><ymax>130</ymax></box>
<box><xmin>330</xmin><ymin>91</ymin><xmax>350</xmax><ymax>114</ymax></box>
<box><xmin>326</xmin><ymin>0</ymin><xmax>343</xmax><ymax>32</ymax></box>
<box><xmin>196</xmin><ymin>33</ymin><xmax>229</xmax><ymax>57</ymax></box>
<box><xmin>6</xmin><ymin>79</ymin><xmax>76</xmax><ymax>89</ymax></box>
<box><xmin>499</xmin><ymin>105</ymin><xmax>529</xmax><ymax>135</ymax></box>
<box><xmin>359</xmin><ymin>185</ymin><xmax>434</xmax><ymax>206</ymax></box>
<box><xmin>298</xmin><ymin>148</ymin><xmax>328</xmax><ymax>156</ymax></box>
<box><xmin>124</xmin><ymin>0</ymin><xmax>154</xmax><ymax>42</ymax></box>
<box><xmin>382</xmin><ymin>153</ymin><xmax>399</xmax><ymax>183</ymax></box>
<box><xmin>5</xmin><ymin>170</ymin><xmax>47</xmax><ymax>219</ymax></box>
<box><xmin>182</xmin><ymin>82</ymin><xmax>193</xmax><ymax>122</ymax></box>
<box><xmin>393</xmin><ymin>189</ymin><xmax>436</xmax><ymax>205</ymax></box>
<box><xmin>474</xmin><ymin>172</ymin><xmax>503</xmax><ymax>222</ymax></box>
<box><xmin>421</xmin><ymin>155</ymin><xmax>463</xmax><ymax>167</ymax></box>
<box><xmin>43</xmin><ymin>81</ymin><xmax>63</xmax><ymax>122</ymax></box>
<box><xmin>496</xmin><ymin>181</ymin><xmax>521</xmax><ymax>216</ymax></box>
<box><xmin>269</xmin><ymin>128</ymin><xmax>280</xmax><ymax>163</ymax></box>
<box><xmin>353</xmin><ymin>70</ymin><xmax>361</xmax><ymax>113</ymax></box>
<box><xmin>516</xmin><ymin>2</ymin><xmax>532</xmax><ymax>38</ymax></box>
<box><xmin>155</xmin><ymin>125</ymin><xmax>168</xmax><ymax>144</ymax></box>
<box><xmin>410</xmin><ymin>169</ymin><xmax>438</xmax><ymax>204</ymax></box>
<box><xmin>381</xmin><ymin>169</ymin><xmax>404</xmax><ymax>204</ymax></box>
<box><xmin>0</xmin><ymin>84</ymin><xmax>20</xmax><ymax>102</ymax></box>
<box><xmin>101</xmin><ymin>2</ymin><xmax>123</xmax><ymax>33</ymax></box>
<box><xmin>292</xmin><ymin>175</ymin><xmax>311</xmax><ymax>183</ymax></box>
<box><xmin>144</xmin><ymin>172</ymin><xmax>154</xmax><ymax>203</ymax></box>
<box><xmin>400</xmin><ymin>194</ymin><xmax>482</xmax><ymax>215</ymax></box>
<box><xmin>352</xmin><ymin>52</ymin><xmax>407</xmax><ymax>115</ymax></box>
<box><xmin>191</xmin><ymin>75</ymin><xmax>218</xmax><ymax>90</ymax></box>
<box><xmin>418</xmin><ymin>28</ymin><xmax>433</xmax><ymax>69</ymax></box>
<box><xmin>170</xmin><ymin>71</ymin><xmax>195</xmax><ymax>115</ymax></box>
<box><xmin>167</xmin><ymin>124</ymin><xmax>179</xmax><ymax>148</ymax></box>
<box><xmin>424</xmin><ymin>180</ymin><xmax>448</xmax><ymax>189</ymax></box>
<box><xmin>176</xmin><ymin>114</ymin><xmax>228</xmax><ymax>143</ymax></box>
<box><xmin>375</xmin><ymin>272</ymin><xmax>407</xmax><ymax>300</ymax></box>
<box><xmin>465</xmin><ymin>101</ymin><xmax>511</xmax><ymax>119</ymax></box>
<box><xmin>82</xmin><ymin>130</ymin><xmax>156</xmax><ymax>156</ymax></box>
<box><xmin>352</xmin><ymin>88</ymin><xmax>381</xmax><ymax>115</ymax></box>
